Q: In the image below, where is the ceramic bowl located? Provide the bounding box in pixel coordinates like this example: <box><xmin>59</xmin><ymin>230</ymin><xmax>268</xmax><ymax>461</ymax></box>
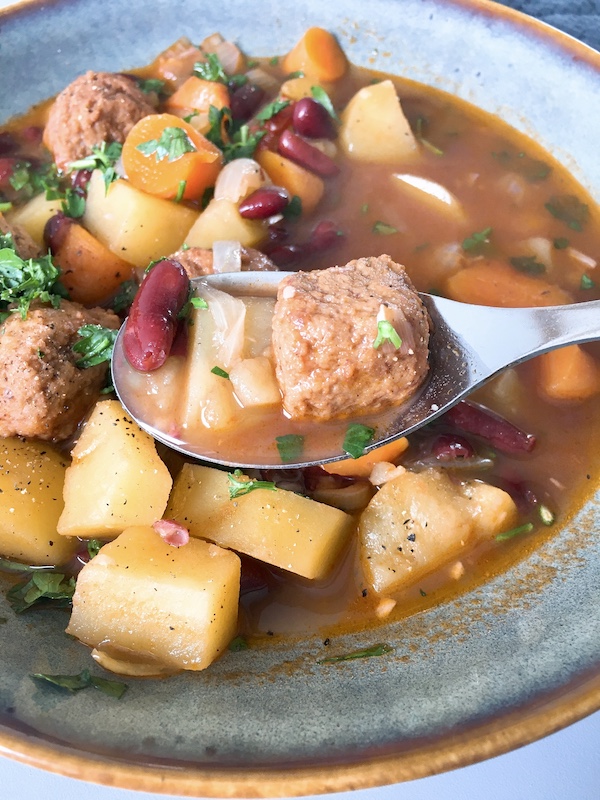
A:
<box><xmin>0</xmin><ymin>0</ymin><xmax>599</xmax><ymax>796</ymax></box>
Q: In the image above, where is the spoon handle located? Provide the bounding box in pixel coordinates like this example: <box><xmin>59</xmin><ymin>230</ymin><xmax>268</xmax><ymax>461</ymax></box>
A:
<box><xmin>425</xmin><ymin>296</ymin><xmax>600</xmax><ymax>378</ymax></box>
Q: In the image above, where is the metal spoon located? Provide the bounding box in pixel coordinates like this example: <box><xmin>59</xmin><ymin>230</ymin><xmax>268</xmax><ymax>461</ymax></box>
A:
<box><xmin>111</xmin><ymin>271</ymin><xmax>600</xmax><ymax>469</ymax></box>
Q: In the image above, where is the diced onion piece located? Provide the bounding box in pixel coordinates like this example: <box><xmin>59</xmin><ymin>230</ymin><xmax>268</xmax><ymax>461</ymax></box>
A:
<box><xmin>212</xmin><ymin>240</ymin><xmax>243</xmax><ymax>273</ymax></box>
<box><xmin>392</xmin><ymin>173</ymin><xmax>466</xmax><ymax>222</ymax></box>
<box><xmin>375</xmin><ymin>597</ymin><xmax>397</xmax><ymax>619</ymax></box>
<box><xmin>369</xmin><ymin>462</ymin><xmax>406</xmax><ymax>486</ymax></box>
<box><xmin>202</xmin><ymin>284</ymin><xmax>246</xmax><ymax>368</ymax></box>
<box><xmin>92</xmin><ymin>647</ymin><xmax>175</xmax><ymax>677</ymax></box>
<box><xmin>566</xmin><ymin>247</ymin><xmax>597</xmax><ymax>271</ymax></box>
<box><xmin>246</xmin><ymin>67</ymin><xmax>281</xmax><ymax>95</ymax></box>
<box><xmin>214</xmin><ymin>158</ymin><xmax>268</xmax><ymax>203</ymax></box>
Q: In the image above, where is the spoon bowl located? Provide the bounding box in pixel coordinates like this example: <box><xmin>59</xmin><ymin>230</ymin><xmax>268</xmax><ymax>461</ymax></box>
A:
<box><xmin>111</xmin><ymin>270</ymin><xmax>600</xmax><ymax>469</ymax></box>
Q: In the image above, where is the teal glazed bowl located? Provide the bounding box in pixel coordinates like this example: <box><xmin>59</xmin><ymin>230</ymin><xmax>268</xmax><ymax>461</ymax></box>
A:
<box><xmin>0</xmin><ymin>1</ymin><xmax>599</xmax><ymax>796</ymax></box>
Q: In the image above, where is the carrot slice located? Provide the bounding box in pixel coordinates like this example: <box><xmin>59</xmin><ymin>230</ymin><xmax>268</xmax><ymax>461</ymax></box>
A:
<box><xmin>257</xmin><ymin>149</ymin><xmax>324</xmax><ymax>214</ymax></box>
<box><xmin>443</xmin><ymin>260</ymin><xmax>573</xmax><ymax>307</ymax></box>
<box><xmin>323</xmin><ymin>438</ymin><xmax>409</xmax><ymax>477</ymax></box>
<box><xmin>537</xmin><ymin>345</ymin><xmax>600</xmax><ymax>402</ymax></box>
<box><xmin>51</xmin><ymin>220</ymin><xmax>135</xmax><ymax>306</ymax></box>
<box><xmin>282</xmin><ymin>27</ymin><xmax>348</xmax><ymax>83</ymax></box>
<box><xmin>122</xmin><ymin>113</ymin><xmax>223</xmax><ymax>201</ymax></box>
<box><xmin>165</xmin><ymin>76</ymin><xmax>230</xmax><ymax>114</ymax></box>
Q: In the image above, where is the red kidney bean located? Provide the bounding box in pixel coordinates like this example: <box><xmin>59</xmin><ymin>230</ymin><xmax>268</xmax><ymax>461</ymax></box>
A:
<box><xmin>239</xmin><ymin>186</ymin><xmax>289</xmax><ymax>219</ymax></box>
<box><xmin>264</xmin><ymin>102</ymin><xmax>295</xmax><ymax>135</ymax></box>
<box><xmin>292</xmin><ymin>97</ymin><xmax>336</xmax><ymax>140</ymax></box>
<box><xmin>20</xmin><ymin>126</ymin><xmax>44</xmax><ymax>147</ymax></box>
<box><xmin>230</xmin><ymin>82</ymin><xmax>265</xmax><ymax>121</ymax></box>
<box><xmin>432</xmin><ymin>433</ymin><xmax>475</xmax><ymax>460</ymax></box>
<box><xmin>122</xmin><ymin>258</ymin><xmax>190</xmax><ymax>372</ymax></box>
<box><xmin>443</xmin><ymin>401</ymin><xmax>536</xmax><ymax>454</ymax></box>
<box><xmin>0</xmin><ymin>157</ymin><xmax>19</xmax><ymax>190</ymax></box>
<box><xmin>70</xmin><ymin>169</ymin><xmax>92</xmax><ymax>195</ymax></box>
<box><xmin>240</xmin><ymin>556</ymin><xmax>271</xmax><ymax>597</ymax></box>
<box><xmin>44</xmin><ymin>212</ymin><xmax>74</xmax><ymax>252</ymax></box>
<box><xmin>278</xmin><ymin>129</ymin><xmax>339</xmax><ymax>177</ymax></box>
<box><xmin>0</xmin><ymin>132</ymin><xmax>18</xmax><ymax>156</ymax></box>
<box><xmin>267</xmin><ymin>219</ymin><xmax>345</xmax><ymax>267</ymax></box>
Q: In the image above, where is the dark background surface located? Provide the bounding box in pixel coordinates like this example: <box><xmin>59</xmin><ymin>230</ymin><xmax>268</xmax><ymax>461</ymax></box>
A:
<box><xmin>498</xmin><ymin>0</ymin><xmax>600</xmax><ymax>50</ymax></box>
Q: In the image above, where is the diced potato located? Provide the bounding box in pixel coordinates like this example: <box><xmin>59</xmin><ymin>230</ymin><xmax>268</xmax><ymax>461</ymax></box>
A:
<box><xmin>391</xmin><ymin>174</ymin><xmax>466</xmax><ymax>223</ymax></box>
<box><xmin>166</xmin><ymin>464</ymin><xmax>354</xmax><ymax>579</ymax></box>
<box><xmin>184</xmin><ymin>198</ymin><xmax>266</xmax><ymax>249</ymax></box>
<box><xmin>0</xmin><ymin>438</ymin><xmax>78</xmax><ymax>566</ymax></box>
<box><xmin>359</xmin><ymin>468</ymin><xmax>517</xmax><ymax>593</ymax></box>
<box><xmin>83</xmin><ymin>170</ymin><xmax>199</xmax><ymax>268</ymax></box>
<box><xmin>339</xmin><ymin>80</ymin><xmax>419</xmax><ymax>163</ymax></box>
<box><xmin>243</xmin><ymin>296</ymin><xmax>276</xmax><ymax>358</ymax></box>
<box><xmin>66</xmin><ymin>525</ymin><xmax>241</xmax><ymax>673</ymax></box>
<box><xmin>7</xmin><ymin>193</ymin><xmax>63</xmax><ymax>248</ymax></box>
<box><xmin>57</xmin><ymin>400</ymin><xmax>172</xmax><ymax>539</ymax></box>
<box><xmin>229</xmin><ymin>356</ymin><xmax>281</xmax><ymax>408</ymax></box>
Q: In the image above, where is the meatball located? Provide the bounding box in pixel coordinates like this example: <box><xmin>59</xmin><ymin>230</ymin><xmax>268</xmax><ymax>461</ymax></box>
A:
<box><xmin>43</xmin><ymin>71</ymin><xmax>155</xmax><ymax>169</ymax></box>
<box><xmin>0</xmin><ymin>300</ymin><xmax>119</xmax><ymax>440</ymax></box>
<box><xmin>0</xmin><ymin>212</ymin><xmax>42</xmax><ymax>260</ymax></box>
<box><xmin>170</xmin><ymin>245</ymin><xmax>277</xmax><ymax>279</ymax></box>
<box><xmin>271</xmin><ymin>255</ymin><xmax>430</xmax><ymax>421</ymax></box>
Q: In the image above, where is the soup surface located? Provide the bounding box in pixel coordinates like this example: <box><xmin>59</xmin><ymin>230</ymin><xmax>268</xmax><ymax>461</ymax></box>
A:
<box><xmin>0</xmin><ymin>27</ymin><xmax>599</xmax><ymax>677</ymax></box>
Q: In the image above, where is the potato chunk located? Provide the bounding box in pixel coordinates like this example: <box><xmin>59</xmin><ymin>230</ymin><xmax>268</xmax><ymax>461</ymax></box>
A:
<box><xmin>339</xmin><ymin>80</ymin><xmax>418</xmax><ymax>163</ymax></box>
<box><xmin>166</xmin><ymin>464</ymin><xmax>354</xmax><ymax>579</ymax></box>
<box><xmin>66</xmin><ymin>526</ymin><xmax>241</xmax><ymax>673</ymax></box>
<box><xmin>57</xmin><ymin>400</ymin><xmax>172</xmax><ymax>539</ymax></box>
<box><xmin>84</xmin><ymin>170</ymin><xmax>198</xmax><ymax>267</ymax></box>
<box><xmin>359</xmin><ymin>468</ymin><xmax>517</xmax><ymax>593</ymax></box>
<box><xmin>0</xmin><ymin>438</ymin><xmax>78</xmax><ymax>565</ymax></box>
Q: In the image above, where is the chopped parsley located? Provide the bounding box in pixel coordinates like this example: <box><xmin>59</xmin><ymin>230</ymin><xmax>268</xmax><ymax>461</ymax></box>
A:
<box><xmin>509</xmin><ymin>255</ymin><xmax>546</xmax><ymax>275</ymax></box>
<box><xmin>87</xmin><ymin>539</ymin><xmax>104</xmax><ymax>559</ymax></box>
<box><xmin>7</xmin><ymin>571</ymin><xmax>75</xmax><ymax>613</ymax></box>
<box><xmin>193</xmin><ymin>53</ymin><xmax>229</xmax><ymax>83</ymax></box>
<box><xmin>255</xmin><ymin>99</ymin><xmax>291</xmax><ymax>122</ymax></box>
<box><xmin>136</xmin><ymin>127</ymin><xmax>197</xmax><ymax>162</ymax></box>
<box><xmin>61</xmin><ymin>188</ymin><xmax>86</xmax><ymax>219</ymax></box>
<box><xmin>373</xmin><ymin>319</ymin><xmax>402</xmax><ymax>350</ymax></box>
<box><xmin>415</xmin><ymin>117</ymin><xmax>444</xmax><ymax>156</ymax></box>
<box><xmin>343</xmin><ymin>423</ymin><xmax>375</xmax><ymax>459</ymax></box>
<box><xmin>495</xmin><ymin>522</ymin><xmax>534</xmax><ymax>542</ymax></box>
<box><xmin>310</xmin><ymin>86</ymin><xmax>338</xmax><ymax>121</ymax></box>
<box><xmin>108</xmin><ymin>279</ymin><xmax>138</xmax><ymax>313</ymax></box>
<box><xmin>553</xmin><ymin>237</ymin><xmax>570</xmax><ymax>250</ymax></box>
<box><xmin>72</xmin><ymin>324</ymin><xmax>118</xmax><ymax>368</ymax></box>
<box><xmin>228</xmin><ymin>469</ymin><xmax>277</xmax><ymax>500</ymax></box>
<box><xmin>0</xmin><ymin>233</ymin><xmax>63</xmax><ymax>319</ymax></box>
<box><xmin>211</xmin><ymin>365</ymin><xmax>230</xmax><ymax>379</ymax></box>
<box><xmin>276</xmin><ymin>434</ymin><xmax>305</xmax><ymax>463</ymax></box>
<box><xmin>462</xmin><ymin>226</ymin><xmax>492</xmax><ymax>253</ymax></box>
<box><xmin>491</xmin><ymin>149</ymin><xmax>551</xmax><ymax>182</ymax></box>
<box><xmin>538</xmin><ymin>504</ymin><xmax>555</xmax><ymax>526</ymax></box>
<box><xmin>174</xmin><ymin>179</ymin><xmax>187</xmax><ymax>203</ymax></box>
<box><xmin>372</xmin><ymin>220</ymin><xmax>398</xmax><ymax>236</ymax></box>
<box><xmin>580</xmin><ymin>274</ymin><xmax>596</xmax><ymax>290</ymax></box>
<box><xmin>8</xmin><ymin>160</ymin><xmax>60</xmax><ymax>200</ymax></box>
<box><xmin>137</xmin><ymin>77</ymin><xmax>166</xmax><ymax>95</ymax></box>
<box><xmin>318</xmin><ymin>643</ymin><xmax>394</xmax><ymax>664</ymax></box>
<box><xmin>205</xmin><ymin>106</ymin><xmax>265</xmax><ymax>162</ymax></box>
<box><xmin>66</xmin><ymin>141</ymin><xmax>123</xmax><ymax>192</ymax></box>
<box><xmin>32</xmin><ymin>668</ymin><xmax>127</xmax><ymax>699</ymax></box>
<box><xmin>282</xmin><ymin>194</ymin><xmax>302</xmax><ymax>220</ymax></box>
<box><xmin>229</xmin><ymin>635</ymin><xmax>250</xmax><ymax>652</ymax></box>
<box><xmin>545</xmin><ymin>194</ymin><xmax>589</xmax><ymax>231</ymax></box>
<box><xmin>0</xmin><ymin>201</ymin><xmax>12</xmax><ymax>213</ymax></box>
<box><xmin>191</xmin><ymin>296</ymin><xmax>209</xmax><ymax>310</ymax></box>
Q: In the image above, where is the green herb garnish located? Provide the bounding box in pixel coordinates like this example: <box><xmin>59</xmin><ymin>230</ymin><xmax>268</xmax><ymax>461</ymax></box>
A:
<box><xmin>372</xmin><ymin>220</ymin><xmax>398</xmax><ymax>236</ymax></box>
<box><xmin>72</xmin><ymin>324</ymin><xmax>117</xmax><ymax>368</ymax></box>
<box><xmin>67</xmin><ymin>141</ymin><xmax>123</xmax><ymax>192</ymax></box>
<box><xmin>342</xmin><ymin>424</ymin><xmax>375</xmax><ymax>459</ymax></box>
<box><xmin>0</xmin><ymin>557</ymin><xmax>52</xmax><ymax>574</ymax></box>
<box><xmin>7</xmin><ymin>571</ymin><xmax>75</xmax><ymax>613</ymax></box>
<box><xmin>32</xmin><ymin>668</ymin><xmax>127</xmax><ymax>699</ymax></box>
<box><xmin>0</xmin><ymin>201</ymin><xmax>12</xmax><ymax>213</ymax></box>
<box><xmin>310</xmin><ymin>86</ymin><xmax>339</xmax><ymax>121</ymax></box>
<box><xmin>191</xmin><ymin>296</ymin><xmax>209</xmax><ymax>309</ymax></box>
<box><xmin>174</xmin><ymin>179</ymin><xmax>187</xmax><ymax>203</ymax></box>
<box><xmin>137</xmin><ymin>77</ymin><xmax>166</xmax><ymax>95</ymax></box>
<box><xmin>193</xmin><ymin>53</ymin><xmax>229</xmax><ymax>83</ymax></box>
<box><xmin>495</xmin><ymin>522</ymin><xmax>534</xmax><ymax>542</ymax></box>
<box><xmin>61</xmin><ymin>189</ymin><xmax>86</xmax><ymax>219</ymax></box>
<box><xmin>0</xmin><ymin>233</ymin><xmax>63</xmax><ymax>319</ymax></box>
<box><xmin>415</xmin><ymin>117</ymin><xmax>443</xmax><ymax>156</ymax></box>
<box><xmin>255</xmin><ymin>99</ymin><xmax>291</xmax><ymax>122</ymax></box>
<box><xmin>318</xmin><ymin>643</ymin><xmax>393</xmax><ymax>664</ymax></box>
<box><xmin>211</xmin><ymin>365</ymin><xmax>230</xmax><ymax>379</ymax></box>
<box><xmin>9</xmin><ymin>160</ymin><xmax>60</xmax><ymax>200</ymax></box>
<box><xmin>228</xmin><ymin>469</ymin><xmax>277</xmax><ymax>500</ymax></box>
<box><xmin>538</xmin><ymin>505</ymin><xmax>555</xmax><ymax>526</ymax></box>
<box><xmin>283</xmin><ymin>194</ymin><xmax>302</xmax><ymax>220</ymax></box>
<box><xmin>462</xmin><ymin>226</ymin><xmax>492</xmax><ymax>253</ymax></box>
<box><xmin>553</xmin><ymin>237</ymin><xmax>570</xmax><ymax>250</ymax></box>
<box><xmin>509</xmin><ymin>255</ymin><xmax>546</xmax><ymax>275</ymax></box>
<box><xmin>206</xmin><ymin>106</ymin><xmax>266</xmax><ymax>162</ymax></box>
<box><xmin>109</xmin><ymin>279</ymin><xmax>138</xmax><ymax>313</ymax></box>
<box><xmin>87</xmin><ymin>539</ymin><xmax>104</xmax><ymax>559</ymax></box>
<box><xmin>580</xmin><ymin>274</ymin><xmax>596</xmax><ymax>290</ymax></box>
<box><xmin>545</xmin><ymin>194</ymin><xmax>589</xmax><ymax>231</ymax></box>
<box><xmin>229</xmin><ymin>635</ymin><xmax>250</xmax><ymax>652</ymax></box>
<box><xmin>373</xmin><ymin>319</ymin><xmax>402</xmax><ymax>350</ymax></box>
<box><xmin>136</xmin><ymin>127</ymin><xmax>197</xmax><ymax>162</ymax></box>
<box><xmin>276</xmin><ymin>434</ymin><xmax>305</xmax><ymax>463</ymax></box>
<box><xmin>491</xmin><ymin>149</ymin><xmax>551</xmax><ymax>182</ymax></box>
